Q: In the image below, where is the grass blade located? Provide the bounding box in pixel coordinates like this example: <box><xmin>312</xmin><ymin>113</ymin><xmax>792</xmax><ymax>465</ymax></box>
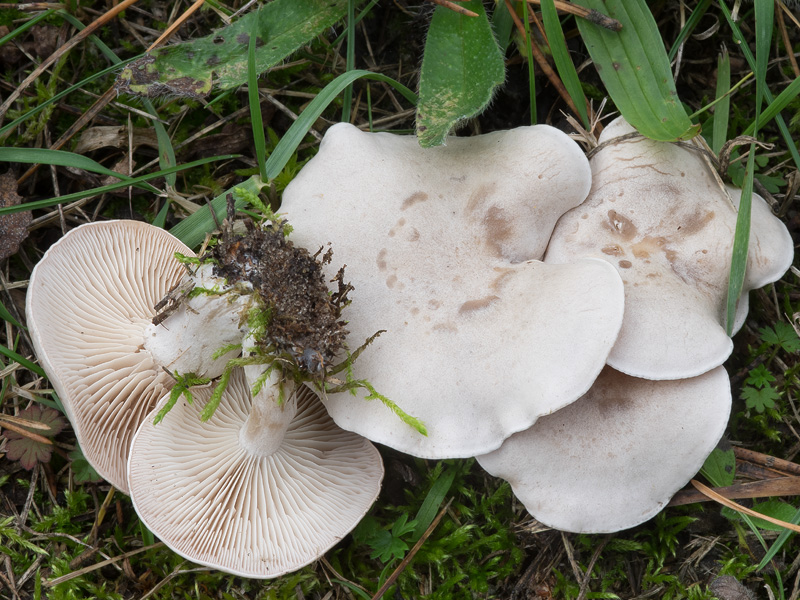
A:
<box><xmin>0</xmin><ymin>9</ymin><xmax>56</xmax><ymax>47</ymax></box>
<box><xmin>540</xmin><ymin>0</ymin><xmax>589</xmax><ymax>128</ymax></box>
<box><xmin>170</xmin><ymin>176</ymin><xmax>265</xmax><ymax>247</ymax></box>
<box><xmin>264</xmin><ymin>70</ymin><xmax>416</xmax><ymax>179</ymax></box>
<box><xmin>712</xmin><ymin>48</ymin><xmax>731</xmax><ymax>155</ymax></box>
<box><xmin>523</xmin><ymin>1</ymin><xmax>537</xmax><ymax>124</ymax></box>
<box><xmin>742</xmin><ymin>76</ymin><xmax>800</xmax><ymax>137</ymax></box>
<box><xmin>341</xmin><ymin>0</ymin><xmax>357</xmax><ymax>122</ymax></box>
<box><xmin>0</xmin><ymin>301</ymin><xmax>23</xmax><ymax>330</ymax></box>
<box><xmin>718</xmin><ymin>0</ymin><xmax>800</xmax><ymax>171</ymax></box>
<box><xmin>248</xmin><ymin>16</ymin><xmax>268</xmax><ymax>181</ymax></box>
<box><xmin>666</xmin><ymin>0</ymin><xmax>711</xmax><ymax>61</ymax></box>
<box><xmin>0</xmin><ymin>155</ymin><xmax>238</xmax><ymax>217</ymax></box>
<box><xmin>0</xmin><ymin>147</ymin><xmax>159</xmax><ymax>194</ymax></box>
<box><xmin>723</xmin><ymin>0</ymin><xmax>772</xmax><ymax>335</ymax></box>
<box><xmin>0</xmin><ymin>343</ymin><xmax>45</xmax><ymax>378</ymax></box>
<box><xmin>573</xmin><ymin>0</ymin><xmax>698</xmax><ymax>141</ymax></box>
<box><xmin>412</xmin><ymin>465</ymin><xmax>457</xmax><ymax>541</ymax></box>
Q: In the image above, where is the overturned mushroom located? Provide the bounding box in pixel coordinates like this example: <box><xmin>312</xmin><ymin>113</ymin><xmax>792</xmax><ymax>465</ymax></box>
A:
<box><xmin>26</xmin><ymin>221</ymin><xmax>193</xmax><ymax>492</ymax></box>
<box><xmin>280</xmin><ymin>123</ymin><xmax>625</xmax><ymax>458</ymax></box>
<box><xmin>128</xmin><ymin>368</ymin><xmax>383</xmax><ymax>578</ymax></box>
<box><xmin>477</xmin><ymin>366</ymin><xmax>731</xmax><ymax>533</ymax></box>
<box><xmin>545</xmin><ymin>117</ymin><xmax>794</xmax><ymax>380</ymax></box>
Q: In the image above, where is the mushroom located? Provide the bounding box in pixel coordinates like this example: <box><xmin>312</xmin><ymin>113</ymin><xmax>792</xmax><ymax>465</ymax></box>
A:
<box><xmin>545</xmin><ymin>117</ymin><xmax>794</xmax><ymax>380</ymax></box>
<box><xmin>128</xmin><ymin>367</ymin><xmax>383</xmax><ymax>578</ymax></box>
<box><xmin>26</xmin><ymin>220</ymin><xmax>194</xmax><ymax>492</ymax></box>
<box><xmin>476</xmin><ymin>365</ymin><xmax>731</xmax><ymax>533</ymax></box>
<box><xmin>279</xmin><ymin>123</ymin><xmax>626</xmax><ymax>459</ymax></box>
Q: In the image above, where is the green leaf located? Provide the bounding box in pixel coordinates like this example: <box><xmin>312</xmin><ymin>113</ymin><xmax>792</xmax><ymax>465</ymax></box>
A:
<box><xmin>4</xmin><ymin>405</ymin><xmax>66</xmax><ymax>470</ymax></box>
<box><xmin>416</xmin><ymin>1</ymin><xmax>505</xmax><ymax>147</ymax></box>
<box><xmin>741</xmin><ymin>385</ymin><xmax>780</xmax><ymax>413</ymax></box>
<box><xmin>572</xmin><ymin>0</ymin><xmax>698</xmax><ymax>141</ymax></box>
<box><xmin>68</xmin><ymin>447</ymin><xmax>103</xmax><ymax>484</ymax></box>
<box><xmin>700</xmin><ymin>447</ymin><xmax>735</xmax><ymax>487</ymax></box>
<box><xmin>116</xmin><ymin>0</ymin><xmax>358</xmax><ymax>97</ymax></box>
<box><xmin>745</xmin><ymin>364</ymin><xmax>776</xmax><ymax>389</ymax></box>
<box><xmin>759</xmin><ymin>322</ymin><xmax>800</xmax><ymax>353</ymax></box>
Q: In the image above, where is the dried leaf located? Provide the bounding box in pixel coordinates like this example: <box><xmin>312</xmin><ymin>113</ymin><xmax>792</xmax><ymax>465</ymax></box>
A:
<box><xmin>0</xmin><ymin>172</ymin><xmax>31</xmax><ymax>261</ymax></box>
<box><xmin>3</xmin><ymin>405</ymin><xmax>66</xmax><ymax>470</ymax></box>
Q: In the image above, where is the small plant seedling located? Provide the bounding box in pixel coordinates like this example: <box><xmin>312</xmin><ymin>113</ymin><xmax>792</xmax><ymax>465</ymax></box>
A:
<box><xmin>1</xmin><ymin>405</ymin><xmax>65</xmax><ymax>470</ymax></box>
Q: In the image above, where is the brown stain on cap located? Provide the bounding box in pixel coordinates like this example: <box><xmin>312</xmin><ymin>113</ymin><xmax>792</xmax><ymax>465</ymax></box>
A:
<box><xmin>458</xmin><ymin>295</ymin><xmax>500</xmax><ymax>315</ymax></box>
<box><xmin>401</xmin><ymin>192</ymin><xmax>428</xmax><ymax>210</ymax></box>
<box><xmin>484</xmin><ymin>206</ymin><xmax>513</xmax><ymax>258</ymax></box>
<box><xmin>605</xmin><ymin>210</ymin><xmax>638</xmax><ymax>241</ymax></box>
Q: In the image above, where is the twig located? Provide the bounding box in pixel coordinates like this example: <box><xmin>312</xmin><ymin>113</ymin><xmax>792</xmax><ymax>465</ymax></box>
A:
<box><xmin>690</xmin><ymin>479</ymin><xmax>800</xmax><ymax>533</ymax></box>
<box><xmin>425</xmin><ymin>0</ymin><xmax>478</xmax><ymax>17</ymax></box>
<box><xmin>669</xmin><ymin>476</ymin><xmax>800</xmax><ymax>506</ymax></box>
<box><xmin>524</xmin><ymin>0</ymin><xmax>621</xmax><ymax>31</ymax></box>
<box><xmin>733</xmin><ymin>446</ymin><xmax>800</xmax><ymax>477</ymax></box>
<box><xmin>577</xmin><ymin>536</ymin><xmax>610</xmax><ymax>600</ymax></box>
<box><xmin>44</xmin><ymin>542</ymin><xmax>165</xmax><ymax>587</ymax></box>
<box><xmin>371</xmin><ymin>498</ymin><xmax>454</xmax><ymax>600</ymax></box>
<box><xmin>147</xmin><ymin>0</ymin><xmax>206</xmax><ymax>51</ymax></box>
<box><xmin>777</xmin><ymin>2</ymin><xmax>800</xmax><ymax>78</ymax></box>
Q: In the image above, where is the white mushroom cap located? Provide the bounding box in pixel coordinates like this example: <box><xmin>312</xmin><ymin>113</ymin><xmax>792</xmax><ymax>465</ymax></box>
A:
<box><xmin>476</xmin><ymin>365</ymin><xmax>731</xmax><ymax>533</ymax></box>
<box><xmin>545</xmin><ymin>117</ymin><xmax>794</xmax><ymax>380</ymax></box>
<box><xmin>280</xmin><ymin>123</ymin><xmax>625</xmax><ymax>458</ymax></box>
<box><xmin>128</xmin><ymin>369</ymin><xmax>383</xmax><ymax>578</ymax></box>
<box><xmin>26</xmin><ymin>221</ymin><xmax>193</xmax><ymax>493</ymax></box>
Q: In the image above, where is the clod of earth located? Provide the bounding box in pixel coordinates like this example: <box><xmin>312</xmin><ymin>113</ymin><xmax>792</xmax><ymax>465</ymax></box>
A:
<box><xmin>0</xmin><ymin>171</ymin><xmax>31</xmax><ymax>262</ymax></box>
<box><xmin>545</xmin><ymin>117</ymin><xmax>794</xmax><ymax>380</ymax></box>
<box><xmin>279</xmin><ymin>123</ymin><xmax>626</xmax><ymax>459</ymax></box>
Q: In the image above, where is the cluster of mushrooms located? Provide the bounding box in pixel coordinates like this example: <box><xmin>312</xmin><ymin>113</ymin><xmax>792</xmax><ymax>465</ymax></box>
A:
<box><xmin>25</xmin><ymin>116</ymin><xmax>794</xmax><ymax>578</ymax></box>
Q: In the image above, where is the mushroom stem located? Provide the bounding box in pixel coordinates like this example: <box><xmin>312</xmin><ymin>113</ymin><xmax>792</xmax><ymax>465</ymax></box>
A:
<box><xmin>143</xmin><ymin>264</ymin><xmax>251</xmax><ymax>379</ymax></box>
<box><xmin>238</xmin><ymin>367</ymin><xmax>297</xmax><ymax>458</ymax></box>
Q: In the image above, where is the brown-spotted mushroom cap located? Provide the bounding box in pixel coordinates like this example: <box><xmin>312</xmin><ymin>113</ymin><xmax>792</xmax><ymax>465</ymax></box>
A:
<box><xmin>26</xmin><ymin>221</ymin><xmax>193</xmax><ymax>493</ymax></box>
<box><xmin>279</xmin><ymin>123</ymin><xmax>625</xmax><ymax>458</ymax></box>
<box><xmin>545</xmin><ymin>117</ymin><xmax>794</xmax><ymax>380</ymax></box>
<box><xmin>128</xmin><ymin>368</ymin><xmax>383</xmax><ymax>578</ymax></box>
<box><xmin>476</xmin><ymin>365</ymin><xmax>731</xmax><ymax>533</ymax></box>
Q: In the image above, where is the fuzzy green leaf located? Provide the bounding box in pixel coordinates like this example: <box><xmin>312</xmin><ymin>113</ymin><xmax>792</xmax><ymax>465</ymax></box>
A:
<box><xmin>573</xmin><ymin>0</ymin><xmax>698</xmax><ymax>141</ymax></box>
<box><xmin>416</xmin><ymin>1</ymin><xmax>505</xmax><ymax>147</ymax></box>
<box><xmin>116</xmin><ymin>0</ymin><xmax>358</xmax><ymax>97</ymax></box>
